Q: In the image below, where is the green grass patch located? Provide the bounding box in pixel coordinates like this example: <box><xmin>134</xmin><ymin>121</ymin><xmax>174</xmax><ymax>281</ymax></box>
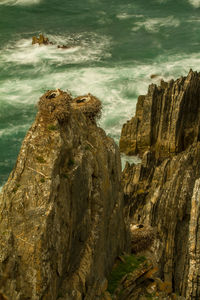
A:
<box><xmin>40</xmin><ymin>177</ymin><xmax>45</xmax><ymax>183</ymax></box>
<box><xmin>36</xmin><ymin>156</ymin><xmax>46</xmax><ymax>163</ymax></box>
<box><xmin>85</xmin><ymin>145</ymin><xmax>91</xmax><ymax>151</ymax></box>
<box><xmin>47</xmin><ymin>124</ymin><xmax>58</xmax><ymax>131</ymax></box>
<box><xmin>68</xmin><ymin>158</ymin><xmax>75</xmax><ymax>168</ymax></box>
<box><xmin>145</xmin><ymin>293</ymin><xmax>156</xmax><ymax>299</ymax></box>
<box><xmin>12</xmin><ymin>183</ymin><xmax>20</xmax><ymax>193</ymax></box>
<box><xmin>107</xmin><ymin>254</ymin><xmax>146</xmax><ymax>295</ymax></box>
<box><xmin>61</xmin><ymin>173</ymin><xmax>69</xmax><ymax>179</ymax></box>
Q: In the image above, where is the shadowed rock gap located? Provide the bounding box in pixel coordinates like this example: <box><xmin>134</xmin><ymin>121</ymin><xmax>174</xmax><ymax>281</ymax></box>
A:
<box><xmin>121</xmin><ymin>70</ymin><xmax>200</xmax><ymax>299</ymax></box>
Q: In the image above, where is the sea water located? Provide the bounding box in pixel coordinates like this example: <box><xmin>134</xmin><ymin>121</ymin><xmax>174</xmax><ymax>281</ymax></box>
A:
<box><xmin>1</xmin><ymin>0</ymin><xmax>200</xmax><ymax>188</ymax></box>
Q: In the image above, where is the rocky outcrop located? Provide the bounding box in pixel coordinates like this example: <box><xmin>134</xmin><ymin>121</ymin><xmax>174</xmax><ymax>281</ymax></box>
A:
<box><xmin>32</xmin><ymin>34</ymin><xmax>50</xmax><ymax>45</ymax></box>
<box><xmin>120</xmin><ymin>70</ymin><xmax>200</xmax><ymax>159</ymax></box>
<box><xmin>0</xmin><ymin>90</ymin><xmax>127</xmax><ymax>300</ymax></box>
<box><xmin>123</xmin><ymin>145</ymin><xmax>200</xmax><ymax>298</ymax></box>
<box><xmin>121</xmin><ymin>70</ymin><xmax>200</xmax><ymax>299</ymax></box>
<box><xmin>105</xmin><ymin>253</ymin><xmax>183</xmax><ymax>300</ymax></box>
<box><xmin>32</xmin><ymin>34</ymin><xmax>72</xmax><ymax>49</ymax></box>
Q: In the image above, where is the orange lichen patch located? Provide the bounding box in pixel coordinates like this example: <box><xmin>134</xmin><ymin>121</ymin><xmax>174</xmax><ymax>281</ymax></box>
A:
<box><xmin>71</xmin><ymin>93</ymin><xmax>102</xmax><ymax>122</ymax></box>
<box><xmin>144</xmin><ymin>267</ymin><xmax>158</xmax><ymax>279</ymax></box>
<box><xmin>0</xmin><ymin>293</ymin><xmax>8</xmax><ymax>300</ymax></box>
<box><xmin>157</xmin><ymin>281</ymin><xmax>172</xmax><ymax>294</ymax></box>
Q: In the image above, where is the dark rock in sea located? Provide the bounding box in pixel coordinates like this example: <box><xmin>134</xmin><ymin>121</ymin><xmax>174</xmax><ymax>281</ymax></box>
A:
<box><xmin>150</xmin><ymin>74</ymin><xmax>159</xmax><ymax>79</ymax></box>
<box><xmin>32</xmin><ymin>34</ymin><xmax>72</xmax><ymax>49</ymax></box>
<box><xmin>32</xmin><ymin>34</ymin><xmax>50</xmax><ymax>45</ymax></box>
<box><xmin>0</xmin><ymin>90</ymin><xmax>127</xmax><ymax>299</ymax></box>
<box><xmin>57</xmin><ymin>45</ymin><xmax>71</xmax><ymax>49</ymax></box>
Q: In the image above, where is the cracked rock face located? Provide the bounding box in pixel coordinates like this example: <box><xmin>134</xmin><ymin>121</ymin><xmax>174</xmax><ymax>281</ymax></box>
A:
<box><xmin>0</xmin><ymin>91</ymin><xmax>127</xmax><ymax>300</ymax></box>
<box><xmin>120</xmin><ymin>70</ymin><xmax>200</xmax><ymax>159</ymax></box>
<box><xmin>123</xmin><ymin>145</ymin><xmax>200</xmax><ymax>298</ymax></box>
<box><xmin>120</xmin><ymin>70</ymin><xmax>200</xmax><ymax>299</ymax></box>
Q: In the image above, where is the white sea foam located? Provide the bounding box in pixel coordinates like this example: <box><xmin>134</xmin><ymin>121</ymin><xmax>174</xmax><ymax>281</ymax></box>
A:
<box><xmin>116</xmin><ymin>13</ymin><xmax>144</xmax><ymax>20</ymax></box>
<box><xmin>0</xmin><ymin>33</ymin><xmax>111</xmax><ymax>65</ymax></box>
<box><xmin>188</xmin><ymin>0</ymin><xmax>200</xmax><ymax>7</ymax></box>
<box><xmin>0</xmin><ymin>124</ymin><xmax>29</xmax><ymax>138</ymax></box>
<box><xmin>2</xmin><ymin>35</ymin><xmax>200</xmax><ymax>145</ymax></box>
<box><xmin>155</xmin><ymin>0</ymin><xmax>168</xmax><ymax>3</ymax></box>
<box><xmin>0</xmin><ymin>0</ymin><xmax>41</xmax><ymax>5</ymax></box>
<box><xmin>132</xmin><ymin>16</ymin><xmax>180</xmax><ymax>33</ymax></box>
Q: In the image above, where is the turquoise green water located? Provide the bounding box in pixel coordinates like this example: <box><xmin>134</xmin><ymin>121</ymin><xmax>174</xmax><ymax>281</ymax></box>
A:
<box><xmin>1</xmin><ymin>0</ymin><xmax>200</xmax><ymax>186</ymax></box>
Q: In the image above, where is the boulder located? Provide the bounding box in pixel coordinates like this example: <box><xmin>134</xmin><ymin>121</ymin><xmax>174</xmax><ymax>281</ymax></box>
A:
<box><xmin>32</xmin><ymin>34</ymin><xmax>50</xmax><ymax>45</ymax></box>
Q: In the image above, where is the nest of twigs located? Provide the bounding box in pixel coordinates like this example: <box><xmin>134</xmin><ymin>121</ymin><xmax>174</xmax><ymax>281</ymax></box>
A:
<box><xmin>71</xmin><ymin>93</ymin><xmax>102</xmax><ymax>122</ymax></box>
<box><xmin>130</xmin><ymin>224</ymin><xmax>155</xmax><ymax>253</ymax></box>
<box><xmin>38</xmin><ymin>90</ymin><xmax>102</xmax><ymax>124</ymax></box>
<box><xmin>38</xmin><ymin>89</ymin><xmax>72</xmax><ymax>123</ymax></box>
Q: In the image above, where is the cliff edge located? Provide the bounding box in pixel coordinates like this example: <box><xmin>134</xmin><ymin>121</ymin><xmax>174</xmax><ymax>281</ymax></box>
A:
<box><xmin>0</xmin><ymin>90</ymin><xmax>127</xmax><ymax>300</ymax></box>
<box><xmin>121</xmin><ymin>70</ymin><xmax>200</xmax><ymax>299</ymax></box>
<box><xmin>120</xmin><ymin>69</ymin><xmax>200</xmax><ymax>159</ymax></box>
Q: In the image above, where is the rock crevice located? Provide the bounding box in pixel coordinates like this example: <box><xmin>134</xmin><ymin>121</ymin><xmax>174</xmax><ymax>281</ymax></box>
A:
<box><xmin>120</xmin><ymin>70</ymin><xmax>200</xmax><ymax>159</ymax></box>
<box><xmin>120</xmin><ymin>70</ymin><xmax>200</xmax><ymax>299</ymax></box>
<box><xmin>0</xmin><ymin>91</ymin><xmax>127</xmax><ymax>300</ymax></box>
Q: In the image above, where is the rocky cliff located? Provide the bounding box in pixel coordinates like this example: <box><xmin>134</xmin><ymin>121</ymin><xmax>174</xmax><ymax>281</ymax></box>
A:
<box><xmin>121</xmin><ymin>70</ymin><xmax>200</xmax><ymax>299</ymax></box>
<box><xmin>120</xmin><ymin>69</ymin><xmax>200</xmax><ymax>159</ymax></box>
<box><xmin>0</xmin><ymin>90</ymin><xmax>127</xmax><ymax>300</ymax></box>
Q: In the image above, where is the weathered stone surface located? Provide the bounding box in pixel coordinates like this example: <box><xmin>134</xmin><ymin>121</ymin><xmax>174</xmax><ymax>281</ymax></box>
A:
<box><xmin>120</xmin><ymin>70</ymin><xmax>200</xmax><ymax>299</ymax></box>
<box><xmin>123</xmin><ymin>143</ymin><xmax>200</xmax><ymax>299</ymax></box>
<box><xmin>120</xmin><ymin>70</ymin><xmax>200</xmax><ymax>158</ymax></box>
<box><xmin>108</xmin><ymin>255</ymin><xmax>179</xmax><ymax>300</ymax></box>
<box><xmin>32</xmin><ymin>34</ymin><xmax>72</xmax><ymax>49</ymax></box>
<box><xmin>32</xmin><ymin>34</ymin><xmax>50</xmax><ymax>45</ymax></box>
<box><xmin>0</xmin><ymin>90</ymin><xmax>127</xmax><ymax>299</ymax></box>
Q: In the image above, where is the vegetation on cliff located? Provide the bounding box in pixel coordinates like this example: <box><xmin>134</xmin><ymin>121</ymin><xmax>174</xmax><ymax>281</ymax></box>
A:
<box><xmin>0</xmin><ymin>90</ymin><xmax>127</xmax><ymax>300</ymax></box>
<box><xmin>120</xmin><ymin>70</ymin><xmax>200</xmax><ymax>299</ymax></box>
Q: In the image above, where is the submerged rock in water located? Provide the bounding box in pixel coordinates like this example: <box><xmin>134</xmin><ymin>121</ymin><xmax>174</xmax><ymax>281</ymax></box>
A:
<box><xmin>0</xmin><ymin>90</ymin><xmax>127</xmax><ymax>299</ymax></box>
<box><xmin>32</xmin><ymin>34</ymin><xmax>72</xmax><ymax>49</ymax></box>
<box><xmin>32</xmin><ymin>34</ymin><xmax>50</xmax><ymax>45</ymax></box>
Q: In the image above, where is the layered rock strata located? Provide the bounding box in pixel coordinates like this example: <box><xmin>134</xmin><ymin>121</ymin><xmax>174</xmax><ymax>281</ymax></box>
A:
<box><xmin>120</xmin><ymin>70</ymin><xmax>200</xmax><ymax>159</ymax></box>
<box><xmin>120</xmin><ymin>70</ymin><xmax>200</xmax><ymax>299</ymax></box>
<box><xmin>123</xmin><ymin>145</ymin><xmax>200</xmax><ymax>298</ymax></box>
<box><xmin>0</xmin><ymin>90</ymin><xmax>127</xmax><ymax>300</ymax></box>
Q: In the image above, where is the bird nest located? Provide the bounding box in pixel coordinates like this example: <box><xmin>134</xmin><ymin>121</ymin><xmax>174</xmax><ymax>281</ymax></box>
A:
<box><xmin>130</xmin><ymin>224</ymin><xmax>155</xmax><ymax>253</ymax></box>
<box><xmin>38</xmin><ymin>90</ymin><xmax>102</xmax><ymax>124</ymax></box>
<box><xmin>38</xmin><ymin>89</ymin><xmax>72</xmax><ymax>123</ymax></box>
<box><xmin>71</xmin><ymin>93</ymin><xmax>102</xmax><ymax>122</ymax></box>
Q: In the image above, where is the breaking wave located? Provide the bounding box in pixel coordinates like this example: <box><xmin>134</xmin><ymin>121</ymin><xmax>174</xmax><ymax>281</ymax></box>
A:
<box><xmin>1</xmin><ymin>48</ymin><xmax>200</xmax><ymax>143</ymax></box>
<box><xmin>132</xmin><ymin>16</ymin><xmax>180</xmax><ymax>33</ymax></box>
<box><xmin>0</xmin><ymin>33</ymin><xmax>111</xmax><ymax>65</ymax></box>
<box><xmin>116</xmin><ymin>13</ymin><xmax>144</xmax><ymax>20</ymax></box>
<box><xmin>0</xmin><ymin>0</ymin><xmax>41</xmax><ymax>5</ymax></box>
<box><xmin>188</xmin><ymin>0</ymin><xmax>200</xmax><ymax>7</ymax></box>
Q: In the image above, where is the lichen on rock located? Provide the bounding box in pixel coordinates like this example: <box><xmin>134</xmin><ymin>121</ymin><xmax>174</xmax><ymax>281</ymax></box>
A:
<box><xmin>120</xmin><ymin>69</ymin><xmax>200</xmax><ymax>159</ymax></box>
<box><xmin>0</xmin><ymin>90</ymin><xmax>127</xmax><ymax>299</ymax></box>
<box><xmin>120</xmin><ymin>70</ymin><xmax>200</xmax><ymax>299</ymax></box>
